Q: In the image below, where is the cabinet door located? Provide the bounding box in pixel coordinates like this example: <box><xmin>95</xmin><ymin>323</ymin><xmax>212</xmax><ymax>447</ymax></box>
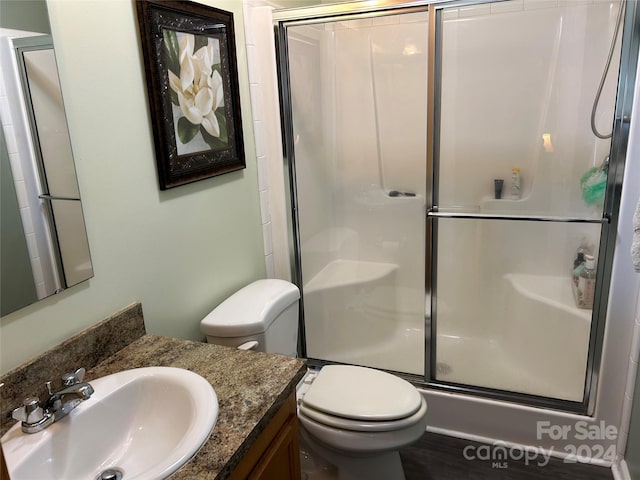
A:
<box><xmin>249</xmin><ymin>415</ymin><xmax>301</xmax><ymax>480</ymax></box>
<box><xmin>229</xmin><ymin>393</ymin><xmax>301</xmax><ymax>480</ymax></box>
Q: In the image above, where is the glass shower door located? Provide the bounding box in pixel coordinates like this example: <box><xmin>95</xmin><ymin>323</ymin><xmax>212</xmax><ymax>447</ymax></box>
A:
<box><xmin>432</xmin><ymin>0</ymin><xmax>623</xmax><ymax>405</ymax></box>
<box><xmin>285</xmin><ymin>11</ymin><xmax>429</xmax><ymax>375</ymax></box>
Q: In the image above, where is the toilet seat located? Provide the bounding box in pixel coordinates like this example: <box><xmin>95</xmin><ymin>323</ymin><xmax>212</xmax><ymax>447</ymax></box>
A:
<box><xmin>299</xmin><ymin>365</ymin><xmax>425</xmax><ymax>432</ymax></box>
<box><xmin>299</xmin><ymin>396</ymin><xmax>427</xmax><ymax>432</ymax></box>
<box><xmin>298</xmin><ymin>396</ymin><xmax>428</xmax><ymax>455</ymax></box>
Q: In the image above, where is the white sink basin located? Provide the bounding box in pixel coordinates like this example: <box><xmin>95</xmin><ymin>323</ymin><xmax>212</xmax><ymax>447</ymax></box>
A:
<box><xmin>1</xmin><ymin>366</ymin><xmax>218</xmax><ymax>480</ymax></box>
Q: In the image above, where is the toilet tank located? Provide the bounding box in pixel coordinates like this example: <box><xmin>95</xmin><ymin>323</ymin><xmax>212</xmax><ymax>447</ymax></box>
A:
<box><xmin>200</xmin><ymin>279</ymin><xmax>300</xmax><ymax>357</ymax></box>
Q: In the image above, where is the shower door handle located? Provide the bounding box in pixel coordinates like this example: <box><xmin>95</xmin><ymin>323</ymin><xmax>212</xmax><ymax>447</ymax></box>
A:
<box><xmin>39</xmin><ymin>194</ymin><xmax>81</xmax><ymax>202</ymax></box>
<box><xmin>426</xmin><ymin>207</ymin><xmax>610</xmax><ymax>224</ymax></box>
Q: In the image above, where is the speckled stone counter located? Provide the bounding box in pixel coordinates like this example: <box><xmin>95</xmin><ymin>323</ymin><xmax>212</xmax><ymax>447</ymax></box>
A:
<box><xmin>0</xmin><ymin>303</ymin><xmax>306</xmax><ymax>479</ymax></box>
<box><xmin>0</xmin><ymin>303</ymin><xmax>147</xmax><ymax>435</ymax></box>
<box><xmin>86</xmin><ymin>335</ymin><xmax>306</xmax><ymax>479</ymax></box>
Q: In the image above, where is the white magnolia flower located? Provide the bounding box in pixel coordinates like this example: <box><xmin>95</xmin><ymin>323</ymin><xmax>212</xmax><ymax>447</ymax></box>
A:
<box><xmin>168</xmin><ymin>33</ymin><xmax>224</xmax><ymax>137</ymax></box>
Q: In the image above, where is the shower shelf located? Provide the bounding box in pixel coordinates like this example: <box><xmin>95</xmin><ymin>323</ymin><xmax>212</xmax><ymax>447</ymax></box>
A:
<box><xmin>304</xmin><ymin>259</ymin><xmax>398</xmax><ymax>294</ymax></box>
<box><xmin>505</xmin><ymin>273</ymin><xmax>592</xmax><ymax>320</ymax></box>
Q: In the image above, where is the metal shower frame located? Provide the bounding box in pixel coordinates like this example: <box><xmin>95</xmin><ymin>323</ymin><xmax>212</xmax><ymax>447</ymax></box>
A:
<box><xmin>273</xmin><ymin>0</ymin><xmax>640</xmax><ymax>414</ymax></box>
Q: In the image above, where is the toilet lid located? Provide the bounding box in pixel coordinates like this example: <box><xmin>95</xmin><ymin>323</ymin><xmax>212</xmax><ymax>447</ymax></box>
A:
<box><xmin>302</xmin><ymin>365</ymin><xmax>422</xmax><ymax>421</ymax></box>
<box><xmin>299</xmin><ymin>396</ymin><xmax>427</xmax><ymax>432</ymax></box>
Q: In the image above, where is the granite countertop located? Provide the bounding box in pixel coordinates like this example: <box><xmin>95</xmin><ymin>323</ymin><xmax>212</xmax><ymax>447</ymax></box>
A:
<box><xmin>85</xmin><ymin>334</ymin><xmax>306</xmax><ymax>479</ymax></box>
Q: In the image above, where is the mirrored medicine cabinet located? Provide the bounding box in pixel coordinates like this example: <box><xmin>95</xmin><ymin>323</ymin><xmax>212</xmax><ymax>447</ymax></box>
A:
<box><xmin>1</xmin><ymin>0</ymin><xmax>93</xmax><ymax>316</ymax></box>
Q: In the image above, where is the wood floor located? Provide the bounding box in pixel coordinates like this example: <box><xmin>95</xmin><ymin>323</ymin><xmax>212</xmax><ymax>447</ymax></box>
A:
<box><xmin>399</xmin><ymin>432</ymin><xmax>614</xmax><ymax>480</ymax></box>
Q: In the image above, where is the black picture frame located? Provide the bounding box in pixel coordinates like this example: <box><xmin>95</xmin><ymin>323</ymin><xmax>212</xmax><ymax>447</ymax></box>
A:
<box><xmin>136</xmin><ymin>0</ymin><xmax>245</xmax><ymax>190</ymax></box>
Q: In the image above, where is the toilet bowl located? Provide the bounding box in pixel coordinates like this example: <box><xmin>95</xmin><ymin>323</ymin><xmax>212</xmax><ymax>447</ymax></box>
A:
<box><xmin>297</xmin><ymin>365</ymin><xmax>427</xmax><ymax>480</ymax></box>
<box><xmin>200</xmin><ymin>279</ymin><xmax>427</xmax><ymax>480</ymax></box>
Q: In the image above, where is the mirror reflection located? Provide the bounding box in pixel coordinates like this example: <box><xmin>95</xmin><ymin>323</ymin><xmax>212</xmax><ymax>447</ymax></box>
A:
<box><xmin>0</xmin><ymin>1</ymin><xmax>93</xmax><ymax>316</ymax></box>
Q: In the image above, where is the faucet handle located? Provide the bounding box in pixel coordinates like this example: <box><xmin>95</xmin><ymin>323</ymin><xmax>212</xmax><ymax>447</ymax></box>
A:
<box><xmin>12</xmin><ymin>396</ymin><xmax>54</xmax><ymax>433</ymax></box>
<box><xmin>12</xmin><ymin>396</ymin><xmax>45</xmax><ymax>424</ymax></box>
<box><xmin>61</xmin><ymin>367</ymin><xmax>86</xmax><ymax>386</ymax></box>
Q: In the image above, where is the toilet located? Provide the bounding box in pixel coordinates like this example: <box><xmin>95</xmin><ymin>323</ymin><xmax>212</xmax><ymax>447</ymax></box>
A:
<box><xmin>200</xmin><ymin>279</ymin><xmax>428</xmax><ymax>480</ymax></box>
<box><xmin>200</xmin><ymin>279</ymin><xmax>300</xmax><ymax>356</ymax></box>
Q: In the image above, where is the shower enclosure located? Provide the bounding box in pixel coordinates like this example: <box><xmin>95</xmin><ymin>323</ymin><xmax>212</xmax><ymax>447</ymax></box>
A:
<box><xmin>275</xmin><ymin>0</ymin><xmax>637</xmax><ymax>412</ymax></box>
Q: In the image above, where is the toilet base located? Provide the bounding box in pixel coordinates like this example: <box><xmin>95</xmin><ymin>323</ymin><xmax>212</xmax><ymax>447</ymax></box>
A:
<box><xmin>299</xmin><ymin>425</ymin><xmax>406</xmax><ymax>480</ymax></box>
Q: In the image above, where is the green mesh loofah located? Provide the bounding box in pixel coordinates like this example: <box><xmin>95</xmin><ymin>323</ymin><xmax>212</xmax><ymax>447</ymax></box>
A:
<box><xmin>580</xmin><ymin>165</ymin><xmax>607</xmax><ymax>206</ymax></box>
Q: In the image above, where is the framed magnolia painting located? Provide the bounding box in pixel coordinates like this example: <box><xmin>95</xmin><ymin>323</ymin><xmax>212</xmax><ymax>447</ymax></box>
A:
<box><xmin>136</xmin><ymin>0</ymin><xmax>245</xmax><ymax>190</ymax></box>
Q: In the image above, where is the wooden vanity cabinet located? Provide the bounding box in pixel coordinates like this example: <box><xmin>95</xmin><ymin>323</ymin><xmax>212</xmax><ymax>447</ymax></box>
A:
<box><xmin>1</xmin><ymin>444</ymin><xmax>9</xmax><ymax>480</ymax></box>
<box><xmin>229</xmin><ymin>392</ymin><xmax>301</xmax><ymax>480</ymax></box>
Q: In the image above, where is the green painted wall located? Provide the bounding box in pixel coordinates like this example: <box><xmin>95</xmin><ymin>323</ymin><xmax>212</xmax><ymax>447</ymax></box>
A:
<box><xmin>0</xmin><ymin>0</ymin><xmax>265</xmax><ymax>374</ymax></box>
<box><xmin>0</xmin><ymin>0</ymin><xmax>50</xmax><ymax>34</ymax></box>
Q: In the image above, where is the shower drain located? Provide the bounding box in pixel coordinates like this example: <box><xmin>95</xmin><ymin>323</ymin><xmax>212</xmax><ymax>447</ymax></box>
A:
<box><xmin>98</xmin><ymin>468</ymin><xmax>123</xmax><ymax>480</ymax></box>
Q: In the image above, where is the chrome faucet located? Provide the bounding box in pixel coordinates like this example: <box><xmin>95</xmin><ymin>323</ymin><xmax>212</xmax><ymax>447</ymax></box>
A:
<box><xmin>12</xmin><ymin>368</ymin><xmax>94</xmax><ymax>434</ymax></box>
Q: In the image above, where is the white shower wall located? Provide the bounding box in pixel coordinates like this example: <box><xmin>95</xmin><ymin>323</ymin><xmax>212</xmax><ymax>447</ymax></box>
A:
<box><xmin>435</xmin><ymin>0</ymin><xmax>622</xmax><ymax>401</ymax></box>
<box><xmin>327</xmin><ymin>14</ymin><xmax>428</xmax><ymax>278</ymax></box>
<box><xmin>288</xmin><ymin>13</ymin><xmax>429</xmax><ymax>374</ymax></box>
<box><xmin>439</xmin><ymin>0</ymin><xmax>620</xmax><ymax>215</ymax></box>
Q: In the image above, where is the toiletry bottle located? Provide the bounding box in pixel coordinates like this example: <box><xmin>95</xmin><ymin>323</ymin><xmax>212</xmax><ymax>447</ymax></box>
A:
<box><xmin>572</xmin><ymin>238</ymin><xmax>592</xmax><ymax>286</ymax></box>
<box><xmin>573</xmin><ymin>252</ymin><xmax>585</xmax><ymax>287</ymax></box>
<box><xmin>578</xmin><ymin>254</ymin><xmax>597</xmax><ymax>309</ymax></box>
<box><xmin>511</xmin><ymin>167</ymin><xmax>521</xmax><ymax>200</ymax></box>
